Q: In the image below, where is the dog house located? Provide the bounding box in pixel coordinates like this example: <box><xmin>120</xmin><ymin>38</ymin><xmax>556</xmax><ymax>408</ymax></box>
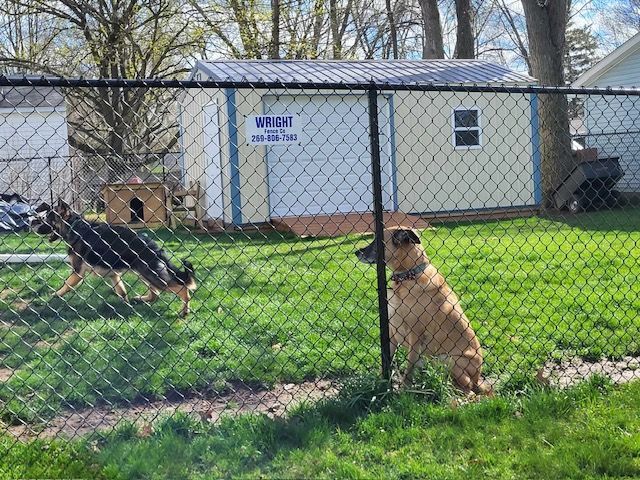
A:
<box><xmin>102</xmin><ymin>182</ymin><xmax>169</xmax><ymax>227</ymax></box>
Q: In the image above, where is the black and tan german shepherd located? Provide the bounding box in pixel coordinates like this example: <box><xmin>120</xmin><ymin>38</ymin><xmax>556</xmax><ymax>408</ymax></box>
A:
<box><xmin>32</xmin><ymin>199</ymin><xmax>196</xmax><ymax>317</ymax></box>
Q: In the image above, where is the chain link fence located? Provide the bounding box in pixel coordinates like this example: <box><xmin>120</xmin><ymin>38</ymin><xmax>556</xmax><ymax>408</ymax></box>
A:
<box><xmin>0</xmin><ymin>74</ymin><xmax>639</xmax><ymax>452</ymax></box>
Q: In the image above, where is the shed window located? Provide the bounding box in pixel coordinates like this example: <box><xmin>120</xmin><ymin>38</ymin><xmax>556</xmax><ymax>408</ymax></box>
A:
<box><xmin>453</xmin><ymin>108</ymin><xmax>481</xmax><ymax>148</ymax></box>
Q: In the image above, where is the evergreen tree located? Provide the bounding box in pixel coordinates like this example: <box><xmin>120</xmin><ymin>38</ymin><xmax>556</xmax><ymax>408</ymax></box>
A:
<box><xmin>564</xmin><ymin>24</ymin><xmax>600</xmax><ymax>84</ymax></box>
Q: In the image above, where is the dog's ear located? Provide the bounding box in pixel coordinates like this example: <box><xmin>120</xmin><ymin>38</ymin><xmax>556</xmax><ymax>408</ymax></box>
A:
<box><xmin>35</xmin><ymin>202</ymin><xmax>51</xmax><ymax>213</ymax></box>
<box><xmin>55</xmin><ymin>198</ymin><xmax>71</xmax><ymax>219</ymax></box>
<box><xmin>392</xmin><ymin>228</ymin><xmax>421</xmax><ymax>246</ymax></box>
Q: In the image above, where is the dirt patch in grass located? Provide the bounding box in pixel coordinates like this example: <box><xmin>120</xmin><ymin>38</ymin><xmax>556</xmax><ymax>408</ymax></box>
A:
<box><xmin>11</xmin><ymin>300</ymin><xmax>30</xmax><ymax>312</ymax></box>
<box><xmin>7</xmin><ymin>379</ymin><xmax>337</xmax><ymax>441</ymax></box>
<box><xmin>0</xmin><ymin>288</ymin><xmax>30</xmax><ymax>313</ymax></box>
<box><xmin>0</xmin><ymin>288</ymin><xmax>16</xmax><ymax>301</ymax></box>
<box><xmin>5</xmin><ymin>355</ymin><xmax>640</xmax><ymax>441</ymax></box>
<box><xmin>0</xmin><ymin>354</ymin><xmax>13</xmax><ymax>382</ymax></box>
<box><xmin>543</xmin><ymin>355</ymin><xmax>640</xmax><ymax>387</ymax></box>
<box><xmin>0</xmin><ymin>367</ymin><xmax>13</xmax><ymax>382</ymax></box>
<box><xmin>34</xmin><ymin>329</ymin><xmax>75</xmax><ymax>350</ymax></box>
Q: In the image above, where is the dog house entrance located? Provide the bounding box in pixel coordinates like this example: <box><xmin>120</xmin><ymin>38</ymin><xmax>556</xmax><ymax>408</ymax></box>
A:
<box><xmin>130</xmin><ymin>197</ymin><xmax>144</xmax><ymax>223</ymax></box>
<box><xmin>102</xmin><ymin>182</ymin><xmax>169</xmax><ymax>227</ymax></box>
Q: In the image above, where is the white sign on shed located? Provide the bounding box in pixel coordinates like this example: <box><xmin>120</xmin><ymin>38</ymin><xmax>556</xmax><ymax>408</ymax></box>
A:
<box><xmin>246</xmin><ymin>114</ymin><xmax>301</xmax><ymax>145</ymax></box>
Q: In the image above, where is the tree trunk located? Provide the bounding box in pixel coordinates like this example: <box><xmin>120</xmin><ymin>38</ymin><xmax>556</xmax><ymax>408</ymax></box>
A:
<box><xmin>309</xmin><ymin>0</ymin><xmax>324</xmax><ymax>58</ymax></box>
<box><xmin>329</xmin><ymin>0</ymin><xmax>342</xmax><ymax>59</ymax></box>
<box><xmin>107</xmin><ymin>117</ymin><xmax>128</xmax><ymax>183</ymax></box>
<box><xmin>269</xmin><ymin>0</ymin><xmax>280</xmax><ymax>59</ymax></box>
<box><xmin>521</xmin><ymin>0</ymin><xmax>574</xmax><ymax>206</ymax></box>
<box><xmin>418</xmin><ymin>0</ymin><xmax>444</xmax><ymax>59</ymax></box>
<box><xmin>454</xmin><ymin>0</ymin><xmax>474</xmax><ymax>58</ymax></box>
<box><xmin>385</xmin><ymin>0</ymin><xmax>398</xmax><ymax>59</ymax></box>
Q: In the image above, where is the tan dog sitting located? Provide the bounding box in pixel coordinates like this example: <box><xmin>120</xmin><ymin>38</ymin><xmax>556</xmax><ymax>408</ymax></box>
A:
<box><xmin>356</xmin><ymin>227</ymin><xmax>488</xmax><ymax>394</ymax></box>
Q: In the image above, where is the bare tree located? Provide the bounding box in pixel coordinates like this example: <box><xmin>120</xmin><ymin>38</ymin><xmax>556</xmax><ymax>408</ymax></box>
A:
<box><xmin>0</xmin><ymin>0</ymin><xmax>68</xmax><ymax>75</ymax></box>
<box><xmin>270</xmin><ymin>0</ymin><xmax>281</xmax><ymax>59</ymax></box>
<box><xmin>521</xmin><ymin>0</ymin><xmax>573</xmax><ymax>204</ymax></box>
<box><xmin>454</xmin><ymin>0</ymin><xmax>475</xmax><ymax>58</ymax></box>
<box><xmin>351</xmin><ymin>0</ymin><xmax>396</xmax><ymax>58</ymax></box>
<box><xmin>329</xmin><ymin>0</ymin><xmax>355</xmax><ymax>59</ymax></box>
<box><xmin>595</xmin><ymin>0</ymin><xmax>640</xmax><ymax>50</ymax></box>
<box><xmin>1</xmin><ymin>0</ymin><xmax>203</xmax><ymax>179</ymax></box>
<box><xmin>385</xmin><ymin>0</ymin><xmax>399</xmax><ymax>58</ymax></box>
<box><xmin>310</xmin><ymin>0</ymin><xmax>327</xmax><ymax>57</ymax></box>
<box><xmin>276</xmin><ymin>0</ymin><xmax>326</xmax><ymax>59</ymax></box>
<box><xmin>494</xmin><ymin>0</ymin><xmax>532</xmax><ymax>73</ymax></box>
<box><xmin>191</xmin><ymin>0</ymin><xmax>358</xmax><ymax>60</ymax></box>
<box><xmin>419</xmin><ymin>0</ymin><xmax>445</xmax><ymax>58</ymax></box>
<box><xmin>188</xmin><ymin>0</ymin><xmax>264</xmax><ymax>58</ymax></box>
<box><xmin>329</xmin><ymin>0</ymin><xmax>342</xmax><ymax>58</ymax></box>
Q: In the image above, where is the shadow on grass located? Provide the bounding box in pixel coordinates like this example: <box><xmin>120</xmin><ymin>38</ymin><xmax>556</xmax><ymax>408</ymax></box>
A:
<box><xmin>542</xmin><ymin>206</ymin><xmax>640</xmax><ymax>233</ymax></box>
<box><xmin>91</xmin><ymin>375</ymin><xmax>619</xmax><ymax>480</ymax></box>
<box><xmin>0</xmin><ymin>274</ymin><xmax>172</xmax><ymax>371</ymax></box>
<box><xmin>0</xmin><ymin>310</ymin><xmax>197</xmax><ymax>424</ymax></box>
<box><xmin>419</xmin><ymin>206</ymin><xmax>640</xmax><ymax>234</ymax></box>
<box><xmin>1</xmin><ymin>285</ymin><xmax>156</xmax><ymax>327</ymax></box>
<box><xmin>2</xmin><ymin>376</ymin><xmax>629</xmax><ymax>480</ymax></box>
<box><xmin>93</xmin><ymin>375</ymin><xmax>397</xmax><ymax>470</ymax></box>
<box><xmin>154</xmin><ymin>227</ymin><xmax>370</xmax><ymax>252</ymax></box>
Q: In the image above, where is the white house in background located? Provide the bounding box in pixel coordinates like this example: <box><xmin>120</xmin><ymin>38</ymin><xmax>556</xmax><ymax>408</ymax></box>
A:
<box><xmin>572</xmin><ymin>33</ymin><xmax>640</xmax><ymax>193</ymax></box>
<box><xmin>180</xmin><ymin>60</ymin><xmax>540</xmax><ymax>225</ymax></box>
<box><xmin>0</xmin><ymin>84</ymin><xmax>72</xmax><ymax>203</ymax></box>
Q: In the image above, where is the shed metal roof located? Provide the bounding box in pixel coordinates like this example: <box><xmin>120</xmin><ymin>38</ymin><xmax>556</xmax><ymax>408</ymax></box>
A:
<box><xmin>194</xmin><ymin>59</ymin><xmax>536</xmax><ymax>85</ymax></box>
<box><xmin>0</xmin><ymin>85</ymin><xmax>65</xmax><ymax>109</ymax></box>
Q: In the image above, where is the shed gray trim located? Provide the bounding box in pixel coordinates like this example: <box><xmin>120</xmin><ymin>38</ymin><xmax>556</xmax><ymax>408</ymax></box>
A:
<box><xmin>193</xmin><ymin>59</ymin><xmax>536</xmax><ymax>85</ymax></box>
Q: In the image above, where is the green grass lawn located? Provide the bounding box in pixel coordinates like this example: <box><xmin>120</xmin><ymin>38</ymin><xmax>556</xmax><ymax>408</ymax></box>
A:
<box><xmin>0</xmin><ymin>209</ymin><xmax>639</xmax><ymax>424</ymax></box>
<box><xmin>2</xmin><ymin>376</ymin><xmax>639</xmax><ymax>479</ymax></box>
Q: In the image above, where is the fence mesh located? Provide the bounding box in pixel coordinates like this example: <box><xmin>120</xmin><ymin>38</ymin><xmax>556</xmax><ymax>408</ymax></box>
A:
<box><xmin>0</xmin><ymin>76</ymin><xmax>639</xmax><ymax>464</ymax></box>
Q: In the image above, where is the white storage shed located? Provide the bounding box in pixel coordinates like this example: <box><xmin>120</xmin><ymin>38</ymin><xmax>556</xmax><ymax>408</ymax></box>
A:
<box><xmin>179</xmin><ymin>60</ymin><xmax>540</xmax><ymax>225</ymax></box>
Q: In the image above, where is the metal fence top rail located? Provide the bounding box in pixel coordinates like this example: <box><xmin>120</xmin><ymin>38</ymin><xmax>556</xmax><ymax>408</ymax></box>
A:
<box><xmin>2</xmin><ymin>75</ymin><xmax>640</xmax><ymax>96</ymax></box>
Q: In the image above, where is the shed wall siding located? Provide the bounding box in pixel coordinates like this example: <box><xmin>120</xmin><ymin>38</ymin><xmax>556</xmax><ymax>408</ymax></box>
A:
<box><xmin>392</xmin><ymin>91</ymin><xmax>535</xmax><ymax>213</ymax></box>
<box><xmin>583</xmin><ymin>95</ymin><xmax>640</xmax><ymax>191</ymax></box>
<box><xmin>179</xmin><ymin>86</ymin><xmax>232</xmax><ymax>220</ymax></box>
<box><xmin>231</xmin><ymin>89</ymin><xmax>271</xmax><ymax>224</ymax></box>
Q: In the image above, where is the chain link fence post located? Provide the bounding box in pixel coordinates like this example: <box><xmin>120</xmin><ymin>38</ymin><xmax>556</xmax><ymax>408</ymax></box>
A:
<box><xmin>368</xmin><ymin>85</ymin><xmax>392</xmax><ymax>381</ymax></box>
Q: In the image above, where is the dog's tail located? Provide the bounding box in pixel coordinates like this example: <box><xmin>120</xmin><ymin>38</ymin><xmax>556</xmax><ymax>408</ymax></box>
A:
<box><xmin>179</xmin><ymin>259</ymin><xmax>197</xmax><ymax>291</ymax></box>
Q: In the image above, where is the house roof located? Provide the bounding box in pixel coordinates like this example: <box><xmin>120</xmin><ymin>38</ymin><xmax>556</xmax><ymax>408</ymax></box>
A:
<box><xmin>572</xmin><ymin>32</ymin><xmax>640</xmax><ymax>87</ymax></box>
<box><xmin>0</xmin><ymin>85</ymin><xmax>65</xmax><ymax>109</ymax></box>
<box><xmin>193</xmin><ymin>60</ymin><xmax>536</xmax><ymax>85</ymax></box>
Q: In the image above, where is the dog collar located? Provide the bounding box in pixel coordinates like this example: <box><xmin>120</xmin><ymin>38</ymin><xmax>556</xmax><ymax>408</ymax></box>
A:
<box><xmin>391</xmin><ymin>263</ymin><xmax>428</xmax><ymax>282</ymax></box>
